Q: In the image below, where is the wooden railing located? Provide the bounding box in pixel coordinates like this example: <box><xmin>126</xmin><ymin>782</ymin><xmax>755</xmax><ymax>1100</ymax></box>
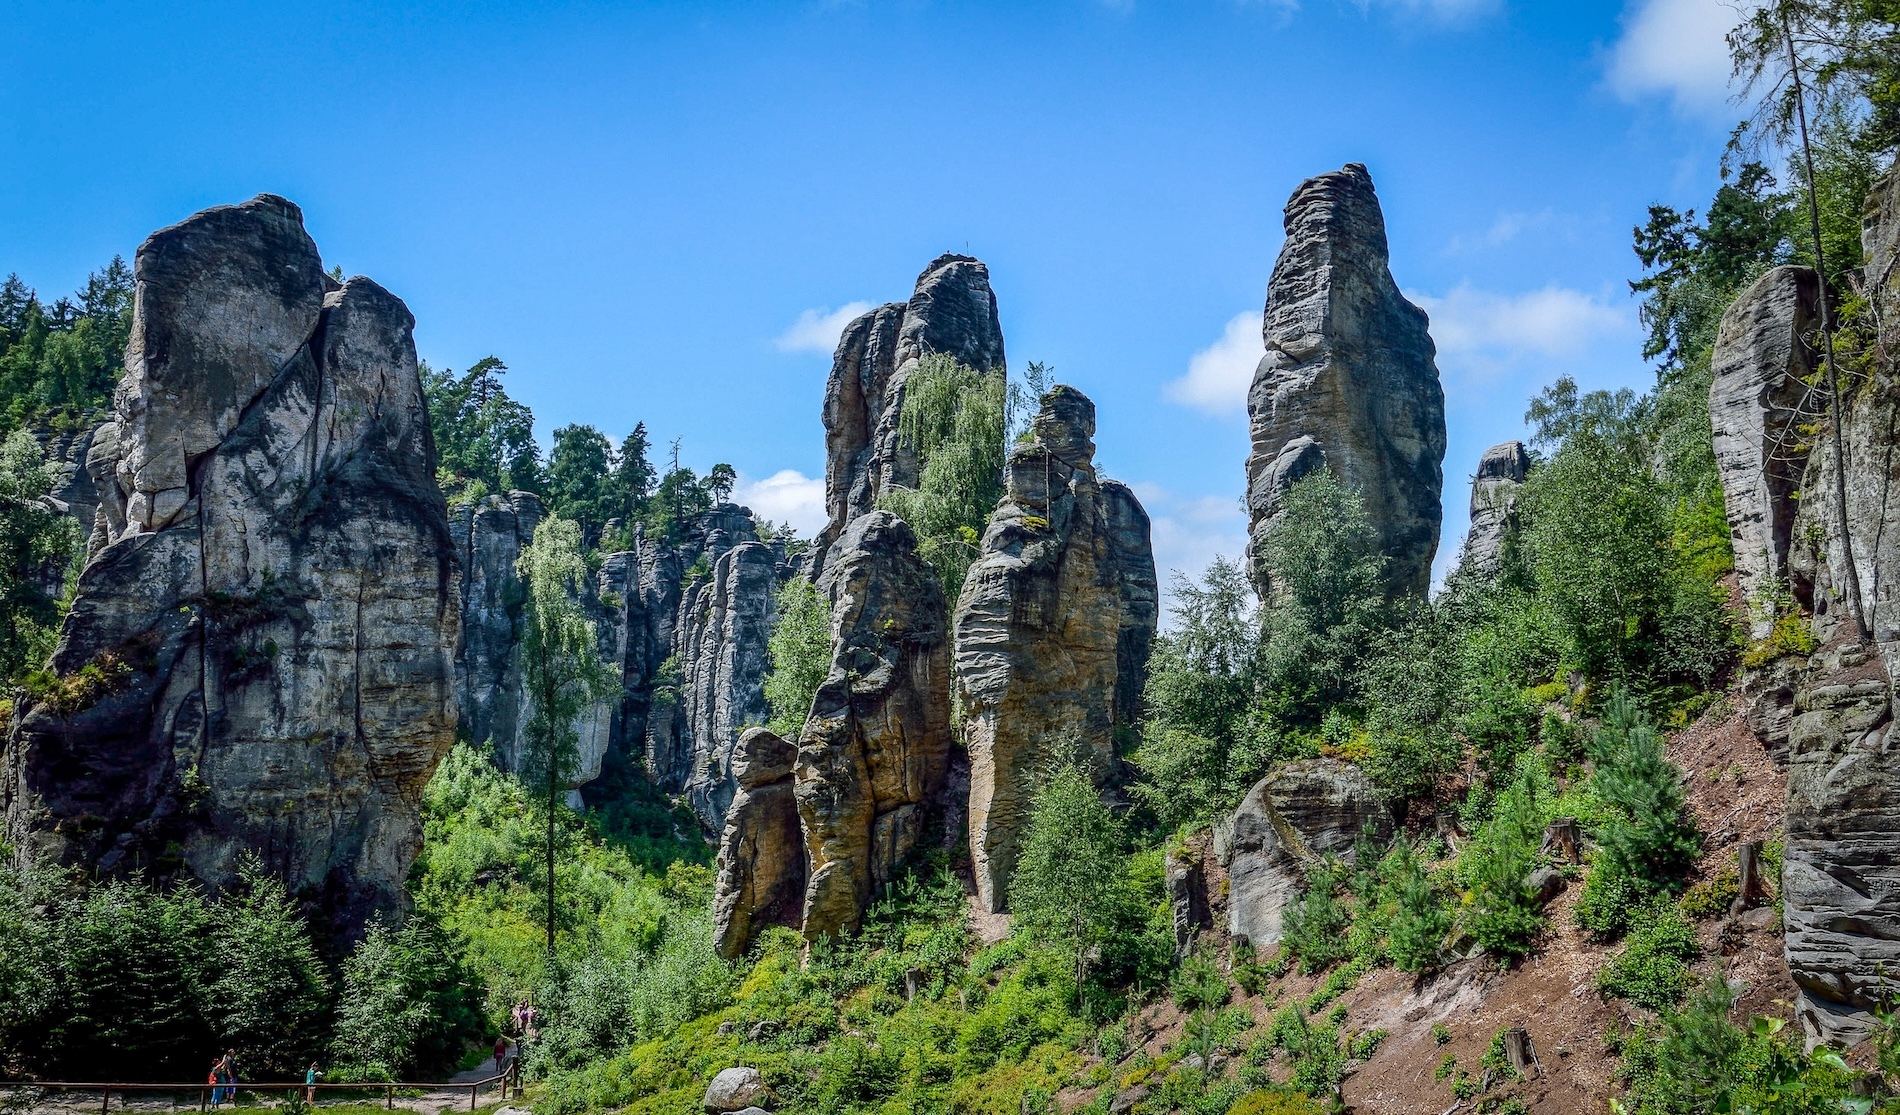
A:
<box><xmin>1</xmin><ymin>1065</ymin><xmax>517</xmax><ymax>1114</ymax></box>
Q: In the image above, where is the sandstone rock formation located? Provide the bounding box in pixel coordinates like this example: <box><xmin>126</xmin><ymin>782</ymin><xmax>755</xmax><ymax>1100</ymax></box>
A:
<box><xmin>955</xmin><ymin>386</ymin><xmax>1158</xmax><ymax>912</ymax></box>
<box><xmin>655</xmin><ymin>532</ymin><xmax>780</xmax><ymax>830</ymax></box>
<box><xmin>1244</xmin><ymin>163</ymin><xmax>1446</xmax><ymax>600</ymax></box>
<box><xmin>1221</xmin><ymin>759</ymin><xmax>1392</xmax><ymax>948</ymax></box>
<box><xmin>796</xmin><ymin>510</ymin><xmax>953</xmax><ymax>940</ymax></box>
<box><xmin>1455</xmin><ymin>440</ymin><xmax>1529</xmax><ymax>578</ymax></box>
<box><xmin>811</xmin><ymin>254</ymin><xmax>1006</xmax><ymax>574</ymax></box>
<box><xmin>4</xmin><ymin>195</ymin><xmax>458</xmax><ymax>938</ymax></box>
<box><xmin>1711</xmin><ymin>265</ymin><xmax>1822</xmax><ymax>636</ymax></box>
<box><xmin>711</xmin><ymin>727</ymin><xmax>805</xmax><ymax>960</ymax></box>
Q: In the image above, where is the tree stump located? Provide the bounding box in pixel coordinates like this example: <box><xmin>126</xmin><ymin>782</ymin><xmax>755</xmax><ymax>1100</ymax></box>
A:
<box><xmin>1541</xmin><ymin>818</ymin><xmax>1582</xmax><ymax>865</ymax></box>
<box><xmin>1502</xmin><ymin>1026</ymin><xmax>1537</xmax><ymax>1078</ymax></box>
<box><xmin>905</xmin><ymin>967</ymin><xmax>924</xmax><ymax>1001</ymax></box>
<box><xmin>1733</xmin><ymin>840</ymin><xmax>1768</xmax><ymax>915</ymax></box>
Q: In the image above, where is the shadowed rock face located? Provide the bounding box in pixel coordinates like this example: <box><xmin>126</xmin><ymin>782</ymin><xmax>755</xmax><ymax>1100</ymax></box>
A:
<box><xmin>712</xmin><ymin>727</ymin><xmax>805</xmax><ymax>960</ymax></box>
<box><xmin>955</xmin><ymin>386</ymin><xmax>1158</xmax><ymax>913</ymax></box>
<box><xmin>796</xmin><ymin>510</ymin><xmax>953</xmax><ymax>941</ymax></box>
<box><xmin>1455</xmin><ymin>440</ymin><xmax>1530</xmax><ymax>579</ymax></box>
<box><xmin>1221</xmin><ymin>758</ymin><xmax>1392</xmax><ymax>949</ymax></box>
<box><xmin>1780</xmin><ymin>168</ymin><xmax>1900</xmax><ymax>1044</ymax></box>
<box><xmin>811</xmin><ymin>254</ymin><xmax>1006</xmax><ymax>575</ymax></box>
<box><xmin>1244</xmin><ymin>163</ymin><xmax>1445</xmax><ymax>601</ymax></box>
<box><xmin>4</xmin><ymin>195</ymin><xmax>458</xmax><ymax>940</ymax></box>
<box><xmin>1711</xmin><ymin>265</ymin><xmax>1822</xmax><ymax>636</ymax></box>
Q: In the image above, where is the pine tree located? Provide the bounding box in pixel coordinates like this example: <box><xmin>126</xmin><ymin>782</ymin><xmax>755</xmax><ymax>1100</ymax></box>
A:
<box><xmin>1589</xmin><ymin>689</ymin><xmax>1702</xmax><ymax>893</ymax></box>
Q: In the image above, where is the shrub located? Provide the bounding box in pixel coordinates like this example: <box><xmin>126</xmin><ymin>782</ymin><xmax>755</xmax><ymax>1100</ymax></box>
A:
<box><xmin>1385</xmin><ymin>842</ymin><xmax>1453</xmax><ymax>974</ymax></box>
<box><xmin>1579</xmin><ymin>690</ymin><xmax>1703</xmax><ymax>939</ymax></box>
<box><xmin>1679</xmin><ymin>866</ymin><xmax>1741</xmax><ymax>920</ymax></box>
<box><xmin>1170</xmin><ymin>952</ymin><xmax>1230</xmax><ymax>1012</ymax></box>
<box><xmin>764</xmin><ymin>576</ymin><xmax>829</xmax><ymax>738</ymax></box>
<box><xmin>1280</xmin><ymin>864</ymin><xmax>1351</xmax><ymax>975</ymax></box>
<box><xmin>1459</xmin><ymin>768</ymin><xmax>1546</xmax><ymax>958</ymax></box>
<box><xmin>1599</xmin><ymin>902</ymin><xmax>1700</xmax><ymax>1012</ymax></box>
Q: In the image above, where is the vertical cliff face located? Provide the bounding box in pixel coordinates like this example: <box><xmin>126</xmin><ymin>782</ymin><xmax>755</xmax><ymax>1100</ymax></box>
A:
<box><xmin>810</xmin><ymin>254</ymin><xmax>1006</xmax><ymax>574</ymax></box>
<box><xmin>796</xmin><ymin>510</ymin><xmax>953</xmax><ymax>941</ymax></box>
<box><xmin>1244</xmin><ymin>163</ymin><xmax>1446</xmax><ymax>601</ymax></box>
<box><xmin>1777</xmin><ymin>169</ymin><xmax>1900</xmax><ymax>1044</ymax></box>
<box><xmin>954</xmin><ymin>387</ymin><xmax>1158</xmax><ymax>913</ymax></box>
<box><xmin>1711</xmin><ymin>265</ymin><xmax>1822</xmax><ymax>635</ymax></box>
<box><xmin>1454</xmin><ymin>440</ymin><xmax>1530</xmax><ymax>579</ymax></box>
<box><xmin>4</xmin><ymin>195</ymin><xmax>459</xmax><ymax>939</ymax></box>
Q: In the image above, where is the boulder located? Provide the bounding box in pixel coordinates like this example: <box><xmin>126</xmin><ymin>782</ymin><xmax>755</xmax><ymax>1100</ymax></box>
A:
<box><xmin>5</xmin><ymin>196</ymin><xmax>458</xmax><ymax>940</ymax></box>
<box><xmin>1221</xmin><ymin>759</ymin><xmax>1393</xmax><ymax>949</ymax></box>
<box><xmin>1455</xmin><ymin>441</ymin><xmax>1529</xmax><ymax>578</ymax></box>
<box><xmin>712</xmin><ymin>728</ymin><xmax>806</xmax><ymax>959</ymax></box>
<box><xmin>955</xmin><ymin>386</ymin><xmax>1159</xmax><ymax>912</ymax></box>
<box><xmin>1710</xmin><ymin>265</ymin><xmax>1821</xmax><ymax>636</ymax></box>
<box><xmin>809</xmin><ymin>254</ymin><xmax>1006</xmax><ymax>575</ymax></box>
<box><xmin>1243</xmin><ymin>163</ymin><xmax>1446</xmax><ymax>601</ymax></box>
<box><xmin>796</xmin><ymin>510</ymin><xmax>954</xmax><ymax>940</ymax></box>
<box><xmin>702</xmin><ymin>1066</ymin><xmax>769</xmax><ymax>1113</ymax></box>
<box><xmin>1166</xmin><ymin>846</ymin><xmax>1211</xmax><ymax>959</ymax></box>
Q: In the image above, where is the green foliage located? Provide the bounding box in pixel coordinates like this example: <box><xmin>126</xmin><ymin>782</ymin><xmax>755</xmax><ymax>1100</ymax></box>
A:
<box><xmin>1256</xmin><ymin>1006</ymin><xmax>1348</xmax><ymax>1099</ymax></box>
<box><xmin>763</xmin><ymin>576</ymin><xmax>829</xmax><ymax>739</ymax></box>
<box><xmin>1615</xmin><ymin>976</ymin><xmax>1871</xmax><ymax>1115</ymax></box>
<box><xmin>1679</xmin><ymin>865</ymin><xmax>1742</xmax><ymax>920</ymax></box>
<box><xmin>423</xmin><ymin>357</ymin><xmax>543</xmax><ymax>496</ymax></box>
<box><xmin>0</xmin><ymin>260</ymin><xmax>131</xmax><ymax>437</ymax></box>
<box><xmin>877</xmin><ymin>353</ymin><xmax>1008</xmax><ymax>597</ymax></box>
<box><xmin>1599</xmin><ymin>902</ymin><xmax>1700</xmax><ymax>1012</ymax></box>
<box><xmin>0</xmin><ymin>858</ymin><xmax>329</xmax><ymax>1079</ymax></box>
<box><xmin>1280</xmin><ymin>862</ymin><xmax>1352</xmax><ymax>976</ymax></box>
<box><xmin>1169</xmin><ymin>952</ymin><xmax>1229</xmax><ymax>1012</ymax></box>
<box><xmin>1580</xmin><ymin>692</ymin><xmax>1703</xmax><ymax>938</ymax></box>
<box><xmin>1130</xmin><ymin>557</ymin><xmax>1265</xmax><ymax>826</ymax></box>
<box><xmin>1253</xmin><ymin>468</ymin><xmax>1392</xmax><ymax>725</ymax></box>
<box><xmin>329</xmin><ymin>912</ymin><xmax>486</xmax><ymax>1079</ymax></box>
<box><xmin>1356</xmin><ymin>608</ymin><xmax>1460</xmax><ymax>802</ymax></box>
<box><xmin>1458</xmin><ymin>764</ymin><xmax>1546</xmax><ymax>959</ymax></box>
<box><xmin>0</xmin><ymin>429</ymin><xmax>80</xmax><ymax>682</ymax></box>
<box><xmin>1009</xmin><ymin>758</ymin><xmax>1146</xmax><ymax>1003</ymax></box>
<box><xmin>1385</xmin><ymin>842</ymin><xmax>1454</xmax><ymax>974</ymax></box>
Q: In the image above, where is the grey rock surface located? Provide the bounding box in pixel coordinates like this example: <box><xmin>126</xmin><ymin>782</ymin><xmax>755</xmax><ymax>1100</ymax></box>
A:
<box><xmin>1244</xmin><ymin>163</ymin><xmax>1446</xmax><ymax>600</ymax></box>
<box><xmin>5</xmin><ymin>195</ymin><xmax>458</xmax><ymax>940</ymax></box>
<box><xmin>702</xmin><ymin>1066</ymin><xmax>769</xmax><ymax>1113</ymax></box>
<box><xmin>796</xmin><ymin>510</ymin><xmax>953</xmax><ymax>940</ymax></box>
<box><xmin>1710</xmin><ymin>265</ymin><xmax>1821</xmax><ymax>636</ymax></box>
<box><xmin>1221</xmin><ymin>758</ymin><xmax>1392</xmax><ymax>949</ymax></box>
<box><xmin>1455</xmin><ymin>440</ymin><xmax>1529</xmax><ymax>578</ymax></box>
<box><xmin>955</xmin><ymin>386</ymin><xmax>1158</xmax><ymax>912</ymax></box>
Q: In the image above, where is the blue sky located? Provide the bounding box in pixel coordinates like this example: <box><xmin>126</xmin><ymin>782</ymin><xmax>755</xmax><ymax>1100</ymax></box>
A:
<box><xmin>1</xmin><ymin>0</ymin><xmax>1747</xmax><ymax>605</ymax></box>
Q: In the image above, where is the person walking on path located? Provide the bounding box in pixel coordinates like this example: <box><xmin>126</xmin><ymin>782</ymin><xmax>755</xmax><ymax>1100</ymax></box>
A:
<box><xmin>306</xmin><ymin>1063</ymin><xmax>321</xmax><ymax>1104</ymax></box>
<box><xmin>208</xmin><ymin>1061</ymin><xmax>222</xmax><ymax>1108</ymax></box>
<box><xmin>492</xmin><ymin>1035</ymin><xmax>509</xmax><ymax>1074</ymax></box>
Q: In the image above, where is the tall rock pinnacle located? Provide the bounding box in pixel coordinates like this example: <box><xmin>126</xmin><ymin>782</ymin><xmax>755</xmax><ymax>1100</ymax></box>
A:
<box><xmin>1244</xmin><ymin>163</ymin><xmax>1446</xmax><ymax>600</ymax></box>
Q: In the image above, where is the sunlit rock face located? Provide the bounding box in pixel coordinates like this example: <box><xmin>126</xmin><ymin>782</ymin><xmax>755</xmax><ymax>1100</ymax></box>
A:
<box><xmin>1244</xmin><ymin>163</ymin><xmax>1445</xmax><ymax>601</ymax></box>
<box><xmin>955</xmin><ymin>386</ymin><xmax>1157</xmax><ymax>914</ymax></box>
<box><xmin>5</xmin><ymin>195</ymin><xmax>459</xmax><ymax>941</ymax></box>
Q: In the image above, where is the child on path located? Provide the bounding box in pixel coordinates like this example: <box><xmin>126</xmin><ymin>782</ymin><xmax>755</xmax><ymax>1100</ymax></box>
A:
<box><xmin>492</xmin><ymin>1036</ymin><xmax>508</xmax><ymax>1073</ymax></box>
<box><xmin>207</xmin><ymin>1061</ymin><xmax>221</xmax><ymax>1107</ymax></box>
<box><xmin>306</xmin><ymin>1063</ymin><xmax>320</xmax><ymax>1104</ymax></box>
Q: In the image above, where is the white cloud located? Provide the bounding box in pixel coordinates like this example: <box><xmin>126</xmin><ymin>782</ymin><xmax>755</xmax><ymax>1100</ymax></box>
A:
<box><xmin>1130</xmin><ymin>482</ymin><xmax>1251</xmax><ymax>628</ymax></box>
<box><xmin>734</xmin><ymin>469</ymin><xmax>827</xmax><ymax>538</ymax></box>
<box><xmin>1166</xmin><ymin>311</ymin><xmax>1263</xmax><ymax>416</ymax></box>
<box><xmin>1607</xmin><ymin>0</ymin><xmax>1754</xmax><ymax>112</ymax></box>
<box><xmin>1444</xmin><ymin>208</ymin><xmax>1569</xmax><ymax>254</ymax></box>
<box><xmin>775</xmin><ymin>301</ymin><xmax>873</xmax><ymax>354</ymax></box>
<box><xmin>1410</xmin><ymin>283</ymin><xmax>1634</xmax><ymax>373</ymax></box>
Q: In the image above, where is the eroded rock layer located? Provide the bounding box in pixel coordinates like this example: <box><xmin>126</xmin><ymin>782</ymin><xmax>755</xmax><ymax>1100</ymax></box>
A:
<box><xmin>712</xmin><ymin>727</ymin><xmax>805</xmax><ymax>960</ymax></box>
<box><xmin>955</xmin><ymin>386</ymin><xmax>1158</xmax><ymax>912</ymax></box>
<box><xmin>4</xmin><ymin>195</ymin><xmax>458</xmax><ymax>939</ymax></box>
<box><xmin>796</xmin><ymin>510</ymin><xmax>954</xmax><ymax>940</ymax></box>
<box><xmin>1244</xmin><ymin>163</ymin><xmax>1446</xmax><ymax>600</ymax></box>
